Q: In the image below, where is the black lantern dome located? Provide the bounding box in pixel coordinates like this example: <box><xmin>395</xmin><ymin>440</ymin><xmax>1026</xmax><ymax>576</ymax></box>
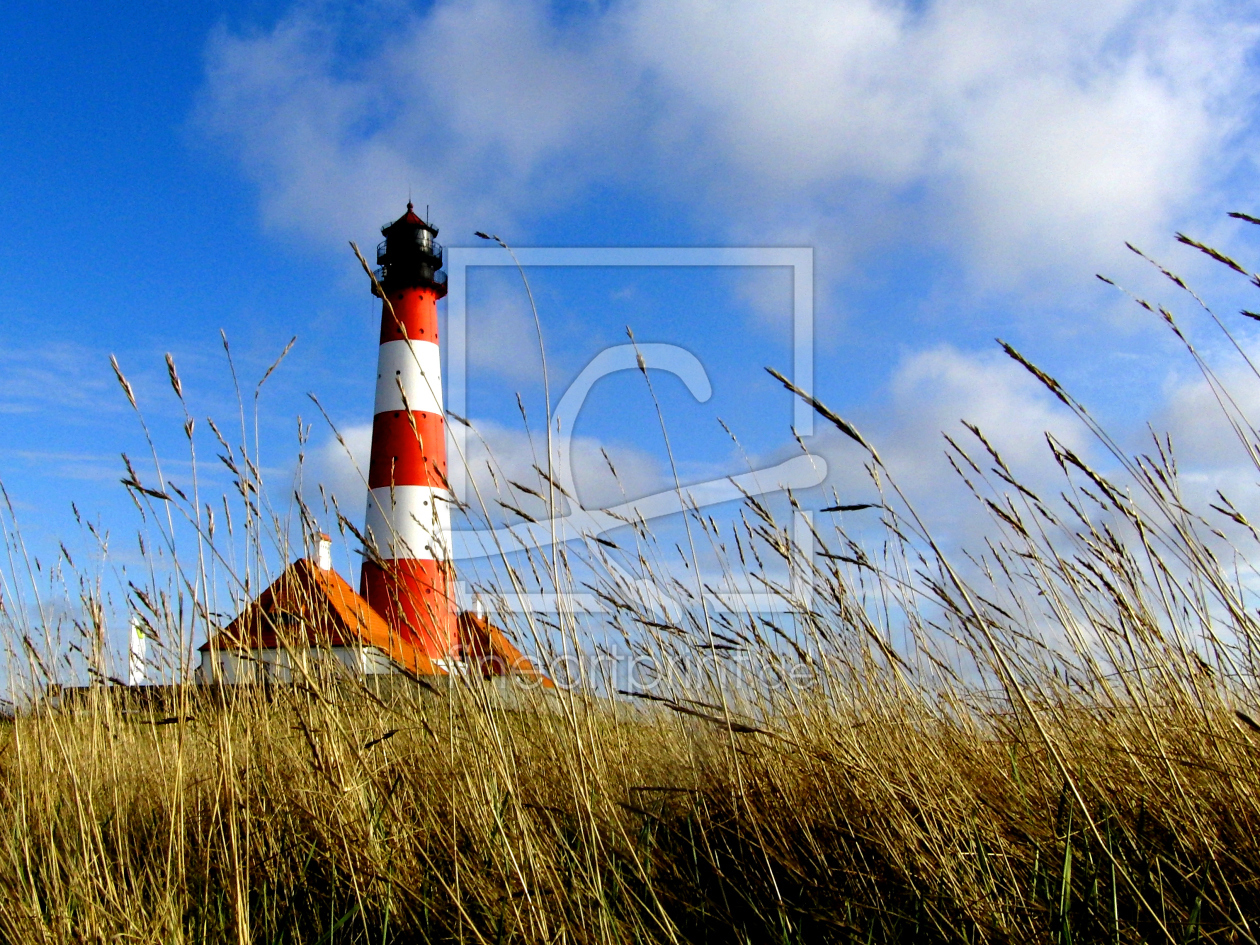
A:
<box><xmin>376</xmin><ymin>202</ymin><xmax>447</xmax><ymax>298</ymax></box>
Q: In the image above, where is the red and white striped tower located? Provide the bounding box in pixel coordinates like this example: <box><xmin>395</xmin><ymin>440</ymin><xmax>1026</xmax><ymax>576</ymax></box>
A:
<box><xmin>360</xmin><ymin>203</ymin><xmax>458</xmax><ymax>665</ymax></box>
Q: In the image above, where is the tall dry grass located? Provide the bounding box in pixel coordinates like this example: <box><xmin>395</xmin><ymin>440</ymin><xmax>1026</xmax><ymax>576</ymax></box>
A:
<box><xmin>2</xmin><ymin>228</ymin><xmax>1260</xmax><ymax>943</ymax></box>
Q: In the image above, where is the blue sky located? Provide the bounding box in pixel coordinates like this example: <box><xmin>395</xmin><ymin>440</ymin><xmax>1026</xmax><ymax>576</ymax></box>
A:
<box><xmin>5</xmin><ymin>0</ymin><xmax>1260</xmax><ymax>639</ymax></box>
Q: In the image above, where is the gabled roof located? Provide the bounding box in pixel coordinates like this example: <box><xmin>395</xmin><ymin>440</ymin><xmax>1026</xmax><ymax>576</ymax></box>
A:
<box><xmin>458</xmin><ymin>612</ymin><xmax>556</xmax><ymax>688</ymax></box>
<box><xmin>200</xmin><ymin>558</ymin><xmax>445</xmax><ymax>677</ymax></box>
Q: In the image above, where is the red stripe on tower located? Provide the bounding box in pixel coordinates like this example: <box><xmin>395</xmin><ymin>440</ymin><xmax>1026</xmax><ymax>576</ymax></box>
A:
<box><xmin>360</xmin><ymin>202</ymin><xmax>457</xmax><ymax>665</ymax></box>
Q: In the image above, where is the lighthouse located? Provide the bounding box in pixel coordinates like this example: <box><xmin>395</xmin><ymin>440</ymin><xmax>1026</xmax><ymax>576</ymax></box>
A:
<box><xmin>198</xmin><ymin>203</ymin><xmax>553</xmax><ymax>689</ymax></box>
<box><xmin>360</xmin><ymin>203</ymin><xmax>458</xmax><ymax>666</ymax></box>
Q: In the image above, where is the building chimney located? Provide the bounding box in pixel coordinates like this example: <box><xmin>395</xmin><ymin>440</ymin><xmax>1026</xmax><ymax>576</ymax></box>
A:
<box><xmin>128</xmin><ymin>615</ymin><xmax>147</xmax><ymax>686</ymax></box>
<box><xmin>360</xmin><ymin>202</ymin><xmax>458</xmax><ymax>664</ymax></box>
<box><xmin>317</xmin><ymin>532</ymin><xmax>332</xmax><ymax>571</ymax></box>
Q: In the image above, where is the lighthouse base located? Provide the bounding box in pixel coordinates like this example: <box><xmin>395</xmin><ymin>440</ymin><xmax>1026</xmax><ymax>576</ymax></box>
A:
<box><xmin>360</xmin><ymin>558</ymin><xmax>458</xmax><ymax>662</ymax></box>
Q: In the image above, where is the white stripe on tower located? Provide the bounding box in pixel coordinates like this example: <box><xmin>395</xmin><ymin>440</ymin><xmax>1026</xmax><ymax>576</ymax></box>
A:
<box><xmin>373</xmin><ymin>339</ymin><xmax>443</xmax><ymax>415</ymax></box>
<box><xmin>364</xmin><ymin>485</ymin><xmax>451</xmax><ymax>561</ymax></box>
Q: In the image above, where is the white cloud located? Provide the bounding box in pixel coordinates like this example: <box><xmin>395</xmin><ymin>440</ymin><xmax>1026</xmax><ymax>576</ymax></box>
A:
<box><xmin>808</xmin><ymin>341</ymin><xmax>1260</xmax><ymax>556</ymax></box>
<box><xmin>197</xmin><ymin>0</ymin><xmax>632</xmax><ymax>247</ymax></box>
<box><xmin>0</xmin><ymin>342</ymin><xmax>122</xmax><ymax>416</ymax></box>
<box><xmin>626</xmin><ymin>0</ymin><xmax>1258</xmax><ymax>282</ymax></box>
<box><xmin>466</xmin><ymin>272</ymin><xmax>545</xmax><ymax>383</ymax></box>
<box><xmin>934</xmin><ymin>28</ymin><xmax>1226</xmax><ymax>283</ymax></box>
<box><xmin>198</xmin><ymin>0</ymin><xmax>1260</xmax><ymax>289</ymax></box>
<box><xmin>882</xmin><ymin>345</ymin><xmax>1091</xmax><ymax>484</ymax></box>
<box><xmin>622</xmin><ymin>0</ymin><xmax>927</xmax><ymax>186</ymax></box>
<box><xmin>1158</xmin><ymin>364</ymin><xmax>1260</xmax><ymax>469</ymax></box>
<box><xmin>798</xmin><ymin>344</ymin><xmax>1093</xmax><ymax>549</ymax></box>
<box><xmin>303</xmin><ymin>419</ymin><xmax>373</xmax><ymax>514</ymax></box>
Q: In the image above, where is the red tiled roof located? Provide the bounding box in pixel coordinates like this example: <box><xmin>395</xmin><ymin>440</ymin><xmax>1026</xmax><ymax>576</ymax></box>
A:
<box><xmin>202</xmin><ymin>557</ymin><xmax>554</xmax><ymax>686</ymax></box>
<box><xmin>200</xmin><ymin>558</ymin><xmax>445</xmax><ymax>677</ymax></box>
<box><xmin>458</xmin><ymin>612</ymin><xmax>556</xmax><ymax>688</ymax></box>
